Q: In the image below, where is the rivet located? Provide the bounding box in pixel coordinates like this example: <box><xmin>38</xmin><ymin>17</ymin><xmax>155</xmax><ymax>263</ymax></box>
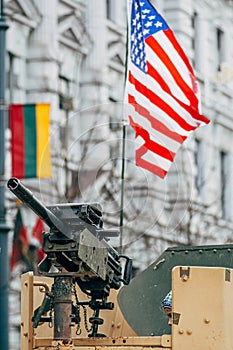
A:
<box><xmin>48</xmin><ymin>244</ymin><xmax>53</xmax><ymax>249</ymax></box>
<box><xmin>213</xmin><ymin>249</ymin><xmax>217</xmax><ymax>253</ymax></box>
<box><xmin>185</xmin><ymin>250</ymin><xmax>188</xmax><ymax>254</ymax></box>
<box><xmin>228</xmin><ymin>249</ymin><xmax>231</xmax><ymax>252</ymax></box>
<box><xmin>117</xmin><ymin>323</ymin><xmax>121</xmax><ymax>328</ymax></box>
<box><xmin>178</xmin><ymin>329</ymin><xmax>184</xmax><ymax>334</ymax></box>
<box><xmin>186</xmin><ymin>329</ymin><xmax>192</xmax><ymax>335</ymax></box>
<box><xmin>204</xmin><ymin>318</ymin><xmax>210</xmax><ymax>324</ymax></box>
<box><xmin>182</xmin><ymin>275</ymin><xmax>188</xmax><ymax>282</ymax></box>
<box><xmin>199</xmin><ymin>249</ymin><xmax>203</xmax><ymax>254</ymax></box>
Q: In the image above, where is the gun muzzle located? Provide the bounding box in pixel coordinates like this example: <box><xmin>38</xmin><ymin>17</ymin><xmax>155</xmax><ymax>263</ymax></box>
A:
<box><xmin>7</xmin><ymin>177</ymin><xmax>68</xmax><ymax>235</ymax></box>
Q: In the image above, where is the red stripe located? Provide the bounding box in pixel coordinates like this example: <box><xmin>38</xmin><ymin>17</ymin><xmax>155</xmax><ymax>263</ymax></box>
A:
<box><xmin>128</xmin><ymin>94</ymin><xmax>186</xmax><ymax>143</ymax></box>
<box><xmin>164</xmin><ymin>30</ymin><xmax>196</xmax><ymax>83</ymax></box>
<box><xmin>146</xmin><ymin>34</ymin><xmax>199</xmax><ymax>109</ymax></box>
<box><xmin>136</xmin><ymin>148</ymin><xmax>167</xmax><ymax>179</ymax></box>
<box><xmin>147</xmin><ymin>62</ymin><xmax>172</xmax><ymax>95</ymax></box>
<box><xmin>147</xmin><ymin>63</ymin><xmax>210</xmax><ymax>124</ymax></box>
<box><xmin>9</xmin><ymin>105</ymin><xmax>25</xmax><ymax>178</ymax></box>
<box><xmin>128</xmin><ymin>70</ymin><xmax>196</xmax><ymax>132</ymax></box>
<box><xmin>129</xmin><ymin>116</ymin><xmax>175</xmax><ymax>161</ymax></box>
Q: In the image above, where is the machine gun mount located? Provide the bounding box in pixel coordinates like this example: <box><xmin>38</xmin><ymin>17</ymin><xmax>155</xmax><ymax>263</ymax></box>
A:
<box><xmin>8</xmin><ymin>177</ymin><xmax>132</xmax><ymax>340</ymax></box>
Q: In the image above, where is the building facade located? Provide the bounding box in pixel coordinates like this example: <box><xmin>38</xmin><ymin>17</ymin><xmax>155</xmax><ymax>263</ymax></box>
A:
<box><xmin>3</xmin><ymin>0</ymin><xmax>233</xmax><ymax>348</ymax></box>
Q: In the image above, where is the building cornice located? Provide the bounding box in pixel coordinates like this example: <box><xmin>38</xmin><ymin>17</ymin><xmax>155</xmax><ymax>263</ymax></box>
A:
<box><xmin>58</xmin><ymin>5</ymin><xmax>92</xmax><ymax>54</ymax></box>
<box><xmin>5</xmin><ymin>0</ymin><xmax>41</xmax><ymax>28</ymax></box>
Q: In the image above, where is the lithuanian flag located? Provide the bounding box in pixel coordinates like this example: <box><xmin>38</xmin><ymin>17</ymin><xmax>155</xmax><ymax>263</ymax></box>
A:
<box><xmin>9</xmin><ymin>103</ymin><xmax>52</xmax><ymax>179</ymax></box>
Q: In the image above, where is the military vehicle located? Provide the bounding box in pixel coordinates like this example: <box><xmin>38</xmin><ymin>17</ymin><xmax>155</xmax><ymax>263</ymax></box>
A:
<box><xmin>8</xmin><ymin>177</ymin><xmax>233</xmax><ymax>350</ymax></box>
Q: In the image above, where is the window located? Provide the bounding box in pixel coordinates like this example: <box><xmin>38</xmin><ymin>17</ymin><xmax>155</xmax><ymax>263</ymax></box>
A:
<box><xmin>220</xmin><ymin>151</ymin><xmax>231</xmax><ymax>220</ymax></box>
<box><xmin>7</xmin><ymin>52</ymin><xmax>16</xmax><ymax>101</ymax></box>
<box><xmin>106</xmin><ymin>0</ymin><xmax>115</xmax><ymax>21</ymax></box>
<box><xmin>194</xmin><ymin>138</ymin><xmax>204</xmax><ymax>194</ymax></box>
<box><xmin>58</xmin><ymin>75</ymin><xmax>72</xmax><ymax>111</ymax></box>
<box><xmin>191</xmin><ymin>12</ymin><xmax>198</xmax><ymax>68</ymax></box>
<box><xmin>216</xmin><ymin>27</ymin><xmax>225</xmax><ymax>71</ymax></box>
<box><xmin>191</xmin><ymin>11</ymin><xmax>203</xmax><ymax>72</ymax></box>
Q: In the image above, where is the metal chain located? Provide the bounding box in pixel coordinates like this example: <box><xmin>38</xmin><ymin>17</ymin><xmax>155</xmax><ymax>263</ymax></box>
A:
<box><xmin>49</xmin><ymin>297</ymin><xmax>54</xmax><ymax>328</ymax></box>
<box><xmin>82</xmin><ymin>305</ymin><xmax>93</xmax><ymax>333</ymax></box>
<box><xmin>71</xmin><ymin>281</ymin><xmax>94</xmax><ymax>334</ymax></box>
<box><xmin>72</xmin><ymin>282</ymin><xmax>82</xmax><ymax>335</ymax></box>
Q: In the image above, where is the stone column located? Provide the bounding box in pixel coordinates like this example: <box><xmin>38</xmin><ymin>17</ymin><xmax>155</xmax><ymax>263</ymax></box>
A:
<box><xmin>80</xmin><ymin>0</ymin><xmax>111</xmax><ymax>171</ymax></box>
<box><xmin>26</xmin><ymin>0</ymin><xmax>59</xmax><ymax>112</ymax></box>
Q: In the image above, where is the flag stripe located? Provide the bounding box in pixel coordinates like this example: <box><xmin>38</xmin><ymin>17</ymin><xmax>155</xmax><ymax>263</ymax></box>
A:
<box><xmin>146</xmin><ymin>35</ymin><xmax>195</xmax><ymax>106</ymax></box>
<box><xmin>127</xmin><ymin>82</ymin><xmax>191</xmax><ymax>136</ymax></box>
<box><xmin>165</xmin><ymin>29</ymin><xmax>196</xmax><ymax>82</ymax></box>
<box><xmin>128</xmin><ymin>109</ymin><xmax>181</xmax><ymax>154</ymax></box>
<box><xmin>24</xmin><ymin>105</ymin><xmax>37</xmax><ymax>178</ymax></box>
<box><xmin>148</xmin><ymin>31</ymin><xmax>199</xmax><ymax>102</ymax></box>
<box><xmin>146</xmin><ymin>38</ymin><xmax>189</xmax><ymax>104</ymax></box>
<box><xmin>36</xmin><ymin>103</ymin><xmax>51</xmax><ymax>178</ymax></box>
<box><xmin>129</xmin><ymin>62</ymin><xmax>203</xmax><ymax>127</ymax></box>
<box><xmin>129</xmin><ymin>70</ymin><xmax>197</xmax><ymax>131</ymax></box>
<box><xmin>136</xmin><ymin>147</ymin><xmax>168</xmax><ymax>178</ymax></box>
<box><xmin>31</xmin><ymin>217</ymin><xmax>45</xmax><ymax>263</ymax></box>
<box><xmin>10</xmin><ymin>105</ymin><xmax>25</xmax><ymax>178</ymax></box>
<box><xmin>147</xmin><ymin>62</ymin><xmax>210</xmax><ymax>124</ymax></box>
<box><xmin>128</xmin><ymin>94</ymin><xmax>187</xmax><ymax>143</ymax></box>
<box><xmin>135</xmin><ymin>135</ymin><xmax>172</xmax><ymax>172</ymax></box>
<box><xmin>129</xmin><ymin>116</ymin><xmax>175</xmax><ymax>161</ymax></box>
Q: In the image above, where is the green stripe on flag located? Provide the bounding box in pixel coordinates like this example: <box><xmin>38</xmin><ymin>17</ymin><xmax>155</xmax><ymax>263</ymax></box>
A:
<box><xmin>24</xmin><ymin>104</ymin><xmax>37</xmax><ymax>177</ymax></box>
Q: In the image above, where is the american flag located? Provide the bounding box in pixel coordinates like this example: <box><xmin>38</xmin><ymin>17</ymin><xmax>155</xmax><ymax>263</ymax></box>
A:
<box><xmin>125</xmin><ymin>0</ymin><xmax>210</xmax><ymax>178</ymax></box>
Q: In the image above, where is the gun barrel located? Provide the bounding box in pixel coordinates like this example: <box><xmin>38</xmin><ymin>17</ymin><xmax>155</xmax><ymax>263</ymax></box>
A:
<box><xmin>7</xmin><ymin>177</ymin><xmax>67</xmax><ymax>234</ymax></box>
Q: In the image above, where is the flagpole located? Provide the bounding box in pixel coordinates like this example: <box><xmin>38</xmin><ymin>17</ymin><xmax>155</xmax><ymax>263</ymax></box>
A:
<box><xmin>0</xmin><ymin>1</ymin><xmax>10</xmax><ymax>349</ymax></box>
<box><xmin>119</xmin><ymin>122</ymin><xmax>126</xmax><ymax>254</ymax></box>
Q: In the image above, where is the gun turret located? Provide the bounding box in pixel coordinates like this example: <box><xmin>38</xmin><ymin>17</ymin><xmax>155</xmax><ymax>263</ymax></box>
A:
<box><xmin>8</xmin><ymin>177</ymin><xmax>132</xmax><ymax>339</ymax></box>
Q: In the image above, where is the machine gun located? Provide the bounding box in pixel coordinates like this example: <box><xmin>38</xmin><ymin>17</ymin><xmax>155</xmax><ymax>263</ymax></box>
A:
<box><xmin>7</xmin><ymin>177</ymin><xmax>132</xmax><ymax>341</ymax></box>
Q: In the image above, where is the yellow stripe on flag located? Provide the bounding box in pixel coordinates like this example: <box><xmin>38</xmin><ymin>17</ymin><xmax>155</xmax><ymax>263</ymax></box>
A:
<box><xmin>36</xmin><ymin>104</ymin><xmax>52</xmax><ymax>178</ymax></box>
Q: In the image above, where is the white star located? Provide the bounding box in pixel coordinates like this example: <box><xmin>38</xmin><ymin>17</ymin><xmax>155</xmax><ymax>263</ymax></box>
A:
<box><xmin>132</xmin><ymin>18</ymin><xmax>137</xmax><ymax>26</ymax></box>
<box><xmin>138</xmin><ymin>32</ymin><xmax>143</xmax><ymax>40</ymax></box>
<box><xmin>136</xmin><ymin>57</ymin><xmax>140</xmax><ymax>65</ymax></box>
<box><xmin>142</xmin><ymin>9</ymin><xmax>151</xmax><ymax>14</ymax></box>
<box><xmin>145</xmin><ymin>21</ymin><xmax>153</xmax><ymax>28</ymax></box>
<box><xmin>140</xmin><ymin>2</ymin><xmax>145</xmax><ymax>6</ymax></box>
<box><xmin>155</xmin><ymin>21</ymin><xmax>163</xmax><ymax>28</ymax></box>
<box><xmin>142</xmin><ymin>14</ymin><xmax>146</xmax><ymax>19</ymax></box>
<box><xmin>143</xmin><ymin>28</ymin><xmax>150</xmax><ymax>35</ymax></box>
<box><xmin>137</xmin><ymin>22</ymin><xmax>142</xmax><ymax>30</ymax></box>
<box><xmin>136</xmin><ymin>13</ymin><xmax>140</xmax><ymax>20</ymax></box>
<box><xmin>148</xmin><ymin>15</ymin><xmax>156</xmax><ymax>20</ymax></box>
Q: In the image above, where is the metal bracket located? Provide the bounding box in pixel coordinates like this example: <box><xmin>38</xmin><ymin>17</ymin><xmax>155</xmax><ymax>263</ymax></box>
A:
<box><xmin>179</xmin><ymin>266</ymin><xmax>190</xmax><ymax>280</ymax></box>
